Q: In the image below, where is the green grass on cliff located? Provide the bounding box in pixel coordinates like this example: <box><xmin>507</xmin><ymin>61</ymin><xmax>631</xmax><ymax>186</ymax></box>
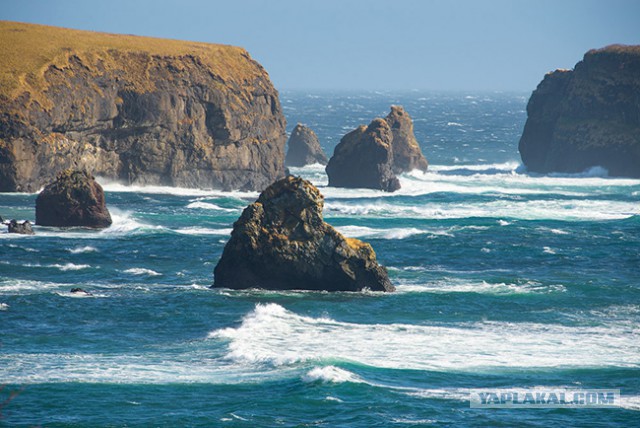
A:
<box><xmin>0</xmin><ymin>20</ymin><xmax>265</xmax><ymax>105</ymax></box>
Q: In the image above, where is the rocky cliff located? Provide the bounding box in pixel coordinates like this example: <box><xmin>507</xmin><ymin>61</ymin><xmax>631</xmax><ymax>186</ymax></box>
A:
<box><xmin>213</xmin><ymin>176</ymin><xmax>394</xmax><ymax>292</ymax></box>
<box><xmin>519</xmin><ymin>45</ymin><xmax>640</xmax><ymax>177</ymax></box>
<box><xmin>0</xmin><ymin>21</ymin><xmax>287</xmax><ymax>192</ymax></box>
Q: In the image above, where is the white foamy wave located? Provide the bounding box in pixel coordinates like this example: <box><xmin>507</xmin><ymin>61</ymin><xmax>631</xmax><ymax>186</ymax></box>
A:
<box><xmin>186</xmin><ymin>201</ymin><xmax>238</xmax><ymax>212</ymax></box>
<box><xmin>99</xmin><ymin>178</ymin><xmax>258</xmax><ymax>199</ymax></box>
<box><xmin>302</xmin><ymin>366</ymin><xmax>362</xmax><ymax>384</ymax></box>
<box><xmin>123</xmin><ymin>268</ymin><xmax>162</xmax><ymax>276</ymax></box>
<box><xmin>0</xmin><ymin>279</ymin><xmax>71</xmax><ymax>294</ymax></box>
<box><xmin>208</xmin><ymin>303</ymin><xmax>640</xmax><ymax>371</ymax></box>
<box><xmin>0</xmin><ymin>303</ymin><xmax>9</xmax><ymax>311</ymax></box>
<box><xmin>0</xmin><ymin>352</ymin><xmax>298</xmax><ymax>384</ymax></box>
<box><xmin>325</xmin><ymin>198</ymin><xmax>639</xmax><ymax>221</ymax></box>
<box><xmin>395</xmin><ymin>279</ymin><xmax>566</xmax><ymax>295</ymax></box>
<box><xmin>68</xmin><ymin>246</ymin><xmax>99</xmax><ymax>254</ymax></box>
<box><xmin>174</xmin><ymin>227</ymin><xmax>232</xmax><ymax>236</ymax></box>
<box><xmin>100</xmin><ymin>209</ymin><xmax>165</xmax><ymax>236</ymax></box>
<box><xmin>335</xmin><ymin>225</ymin><xmax>426</xmax><ymax>240</ymax></box>
<box><xmin>51</xmin><ymin>263</ymin><xmax>92</xmax><ymax>271</ymax></box>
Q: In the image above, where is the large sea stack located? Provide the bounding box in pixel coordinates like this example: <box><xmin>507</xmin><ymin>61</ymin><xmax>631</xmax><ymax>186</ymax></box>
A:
<box><xmin>35</xmin><ymin>169</ymin><xmax>112</xmax><ymax>228</ymax></box>
<box><xmin>519</xmin><ymin>45</ymin><xmax>640</xmax><ymax>177</ymax></box>
<box><xmin>285</xmin><ymin>124</ymin><xmax>328</xmax><ymax>166</ymax></box>
<box><xmin>213</xmin><ymin>176</ymin><xmax>394</xmax><ymax>292</ymax></box>
<box><xmin>325</xmin><ymin>118</ymin><xmax>401</xmax><ymax>191</ymax></box>
<box><xmin>0</xmin><ymin>21</ymin><xmax>286</xmax><ymax>192</ymax></box>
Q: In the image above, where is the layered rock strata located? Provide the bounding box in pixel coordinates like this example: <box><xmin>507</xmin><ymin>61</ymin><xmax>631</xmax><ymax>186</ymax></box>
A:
<box><xmin>0</xmin><ymin>21</ymin><xmax>286</xmax><ymax>192</ymax></box>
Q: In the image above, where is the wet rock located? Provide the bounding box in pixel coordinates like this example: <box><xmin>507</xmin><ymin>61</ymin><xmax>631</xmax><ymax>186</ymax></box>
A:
<box><xmin>325</xmin><ymin>119</ymin><xmax>401</xmax><ymax>192</ymax></box>
<box><xmin>385</xmin><ymin>106</ymin><xmax>429</xmax><ymax>173</ymax></box>
<box><xmin>285</xmin><ymin>124</ymin><xmax>328</xmax><ymax>167</ymax></box>
<box><xmin>70</xmin><ymin>288</ymin><xmax>92</xmax><ymax>296</ymax></box>
<box><xmin>519</xmin><ymin>45</ymin><xmax>640</xmax><ymax>177</ymax></box>
<box><xmin>35</xmin><ymin>169</ymin><xmax>112</xmax><ymax>228</ymax></box>
<box><xmin>8</xmin><ymin>219</ymin><xmax>34</xmax><ymax>235</ymax></box>
<box><xmin>213</xmin><ymin>176</ymin><xmax>394</xmax><ymax>292</ymax></box>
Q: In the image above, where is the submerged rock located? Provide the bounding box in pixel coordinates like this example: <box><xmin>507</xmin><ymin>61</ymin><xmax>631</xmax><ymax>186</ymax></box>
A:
<box><xmin>385</xmin><ymin>106</ymin><xmax>429</xmax><ymax>173</ymax></box>
<box><xmin>35</xmin><ymin>169</ymin><xmax>112</xmax><ymax>228</ymax></box>
<box><xmin>8</xmin><ymin>219</ymin><xmax>34</xmax><ymax>235</ymax></box>
<box><xmin>285</xmin><ymin>124</ymin><xmax>328</xmax><ymax>166</ymax></box>
<box><xmin>325</xmin><ymin>119</ymin><xmax>401</xmax><ymax>192</ymax></box>
<box><xmin>519</xmin><ymin>45</ymin><xmax>640</xmax><ymax>177</ymax></box>
<box><xmin>213</xmin><ymin>176</ymin><xmax>394</xmax><ymax>292</ymax></box>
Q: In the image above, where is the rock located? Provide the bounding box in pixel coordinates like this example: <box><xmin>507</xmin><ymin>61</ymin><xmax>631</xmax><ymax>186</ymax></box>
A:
<box><xmin>213</xmin><ymin>176</ymin><xmax>394</xmax><ymax>292</ymax></box>
<box><xmin>519</xmin><ymin>45</ymin><xmax>640</xmax><ymax>177</ymax></box>
<box><xmin>8</xmin><ymin>219</ymin><xmax>34</xmax><ymax>235</ymax></box>
<box><xmin>385</xmin><ymin>106</ymin><xmax>429</xmax><ymax>173</ymax></box>
<box><xmin>0</xmin><ymin>21</ymin><xmax>286</xmax><ymax>192</ymax></box>
<box><xmin>35</xmin><ymin>169</ymin><xmax>112</xmax><ymax>228</ymax></box>
<box><xmin>70</xmin><ymin>288</ymin><xmax>92</xmax><ymax>296</ymax></box>
<box><xmin>285</xmin><ymin>124</ymin><xmax>328</xmax><ymax>166</ymax></box>
<box><xmin>325</xmin><ymin>119</ymin><xmax>401</xmax><ymax>192</ymax></box>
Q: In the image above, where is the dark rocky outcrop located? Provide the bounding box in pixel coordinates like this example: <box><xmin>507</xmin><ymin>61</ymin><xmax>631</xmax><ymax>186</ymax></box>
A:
<box><xmin>285</xmin><ymin>124</ymin><xmax>328</xmax><ymax>166</ymax></box>
<box><xmin>8</xmin><ymin>219</ymin><xmax>34</xmax><ymax>235</ymax></box>
<box><xmin>35</xmin><ymin>169</ymin><xmax>112</xmax><ymax>228</ymax></box>
<box><xmin>519</xmin><ymin>45</ymin><xmax>640</xmax><ymax>177</ymax></box>
<box><xmin>325</xmin><ymin>118</ymin><xmax>401</xmax><ymax>191</ymax></box>
<box><xmin>0</xmin><ymin>21</ymin><xmax>286</xmax><ymax>192</ymax></box>
<box><xmin>385</xmin><ymin>106</ymin><xmax>429</xmax><ymax>173</ymax></box>
<box><xmin>213</xmin><ymin>176</ymin><xmax>394</xmax><ymax>292</ymax></box>
<box><xmin>70</xmin><ymin>288</ymin><xmax>92</xmax><ymax>296</ymax></box>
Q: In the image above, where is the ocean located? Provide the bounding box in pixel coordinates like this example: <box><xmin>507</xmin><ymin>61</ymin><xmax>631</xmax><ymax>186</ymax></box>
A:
<box><xmin>1</xmin><ymin>90</ymin><xmax>639</xmax><ymax>427</ymax></box>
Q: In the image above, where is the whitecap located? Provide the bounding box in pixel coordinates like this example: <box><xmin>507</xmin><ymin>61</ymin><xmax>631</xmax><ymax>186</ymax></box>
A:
<box><xmin>186</xmin><ymin>201</ymin><xmax>237</xmax><ymax>212</ymax></box>
<box><xmin>208</xmin><ymin>303</ymin><xmax>638</xmax><ymax>371</ymax></box>
<box><xmin>123</xmin><ymin>268</ymin><xmax>162</xmax><ymax>276</ymax></box>
<box><xmin>302</xmin><ymin>366</ymin><xmax>362</xmax><ymax>384</ymax></box>
<box><xmin>174</xmin><ymin>227</ymin><xmax>232</xmax><ymax>236</ymax></box>
<box><xmin>68</xmin><ymin>246</ymin><xmax>99</xmax><ymax>254</ymax></box>
<box><xmin>395</xmin><ymin>279</ymin><xmax>565</xmax><ymax>295</ymax></box>
<box><xmin>0</xmin><ymin>303</ymin><xmax>9</xmax><ymax>311</ymax></box>
<box><xmin>51</xmin><ymin>263</ymin><xmax>92</xmax><ymax>271</ymax></box>
<box><xmin>543</xmin><ymin>247</ymin><xmax>556</xmax><ymax>255</ymax></box>
<box><xmin>99</xmin><ymin>178</ymin><xmax>258</xmax><ymax>199</ymax></box>
<box><xmin>335</xmin><ymin>225</ymin><xmax>426</xmax><ymax>240</ymax></box>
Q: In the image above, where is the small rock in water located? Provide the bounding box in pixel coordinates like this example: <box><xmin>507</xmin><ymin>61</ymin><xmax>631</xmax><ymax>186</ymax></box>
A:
<box><xmin>35</xmin><ymin>169</ymin><xmax>112</xmax><ymax>228</ymax></box>
<box><xmin>70</xmin><ymin>288</ymin><xmax>92</xmax><ymax>296</ymax></box>
<box><xmin>8</xmin><ymin>219</ymin><xmax>34</xmax><ymax>235</ymax></box>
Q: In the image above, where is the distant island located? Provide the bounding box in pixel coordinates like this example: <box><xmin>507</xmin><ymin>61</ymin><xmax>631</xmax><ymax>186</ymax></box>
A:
<box><xmin>519</xmin><ymin>45</ymin><xmax>640</xmax><ymax>178</ymax></box>
<box><xmin>0</xmin><ymin>21</ymin><xmax>286</xmax><ymax>192</ymax></box>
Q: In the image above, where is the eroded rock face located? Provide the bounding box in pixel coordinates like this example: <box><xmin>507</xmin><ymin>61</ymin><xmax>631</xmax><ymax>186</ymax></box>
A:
<box><xmin>0</xmin><ymin>21</ymin><xmax>286</xmax><ymax>192</ymax></box>
<box><xmin>213</xmin><ymin>176</ymin><xmax>394</xmax><ymax>292</ymax></box>
<box><xmin>285</xmin><ymin>124</ymin><xmax>328</xmax><ymax>166</ymax></box>
<box><xmin>385</xmin><ymin>106</ymin><xmax>429</xmax><ymax>173</ymax></box>
<box><xmin>325</xmin><ymin>119</ymin><xmax>401</xmax><ymax>192</ymax></box>
<box><xmin>35</xmin><ymin>169</ymin><xmax>112</xmax><ymax>228</ymax></box>
<box><xmin>519</xmin><ymin>45</ymin><xmax>640</xmax><ymax>177</ymax></box>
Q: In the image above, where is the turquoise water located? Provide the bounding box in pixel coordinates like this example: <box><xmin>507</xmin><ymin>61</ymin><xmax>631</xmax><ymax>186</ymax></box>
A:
<box><xmin>1</xmin><ymin>91</ymin><xmax>639</xmax><ymax>427</ymax></box>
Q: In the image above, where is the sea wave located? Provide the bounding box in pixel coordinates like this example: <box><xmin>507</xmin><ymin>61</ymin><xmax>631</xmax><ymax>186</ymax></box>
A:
<box><xmin>123</xmin><ymin>268</ymin><xmax>162</xmax><ymax>276</ymax></box>
<box><xmin>99</xmin><ymin>178</ymin><xmax>258</xmax><ymax>199</ymax></box>
<box><xmin>395</xmin><ymin>279</ymin><xmax>566</xmax><ymax>295</ymax></box>
<box><xmin>208</xmin><ymin>303</ymin><xmax>640</xmax><ymax>371</ymax></box>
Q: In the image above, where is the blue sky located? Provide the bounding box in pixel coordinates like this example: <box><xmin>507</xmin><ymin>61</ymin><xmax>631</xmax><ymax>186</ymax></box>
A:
<box><xmin>2</xmin><ymin>0</ymin><xmax>639</xmax><ymax>91</ymax></box>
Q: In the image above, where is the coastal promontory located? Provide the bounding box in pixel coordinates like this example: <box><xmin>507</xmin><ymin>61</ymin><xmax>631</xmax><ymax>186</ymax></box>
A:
<box><xmin>0</xmin><ymin>21</ymin><xmax>286</xmax><ymax>192</ymax></box>
<box><xmin>213</xmin><ymin>176</ymin><xmax>394</xmax><ymax>292</ymax></box>
<box><xmin>519</xmin><ymin>45</ymin><xmax>640</xmax><ymax>177</ymax></box>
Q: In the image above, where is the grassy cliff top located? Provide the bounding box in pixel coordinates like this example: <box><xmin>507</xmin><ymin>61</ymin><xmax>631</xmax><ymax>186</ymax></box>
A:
<box><xmin>0</xmin><ymin>20</ymin><xmax>266</xmax><ymax>101</ymax></box>
<box><xmin>587</xmin><ymin>44</ymin><xmax>640</xmax><ymax>57</ymax></box>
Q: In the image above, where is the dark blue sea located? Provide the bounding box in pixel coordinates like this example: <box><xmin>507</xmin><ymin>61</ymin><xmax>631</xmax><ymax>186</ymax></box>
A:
<box><xmin>1</xmin><ymin>91</ymin><xmax>639</xmax><ymax>427</ymax></box>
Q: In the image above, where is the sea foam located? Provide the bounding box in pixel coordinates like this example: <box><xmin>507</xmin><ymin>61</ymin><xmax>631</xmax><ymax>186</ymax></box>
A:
<box><xmin>208</xmin><ymin>303</ymin><xmax>640</xmax><ymax>372</ymax></box>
